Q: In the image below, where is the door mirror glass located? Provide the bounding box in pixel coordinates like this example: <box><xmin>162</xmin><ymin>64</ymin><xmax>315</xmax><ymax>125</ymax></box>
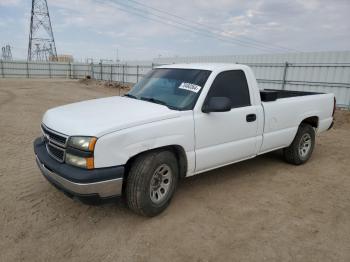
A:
<box><xmin>202</xmin><ymin>97</ymin><xmax>232</xmax><ymax>113</ymax></box>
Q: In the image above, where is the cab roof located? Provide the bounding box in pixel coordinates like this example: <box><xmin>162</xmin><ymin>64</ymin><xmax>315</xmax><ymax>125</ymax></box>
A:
<box><xmin>156</xmin><ymin>63</ymin><xmax>250</xmax><ymax>72</ymax></box>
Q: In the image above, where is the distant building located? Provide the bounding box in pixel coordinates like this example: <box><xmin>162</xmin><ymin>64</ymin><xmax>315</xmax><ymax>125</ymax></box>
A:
<box><xmin>50</xmin><ymin>54</ymin><xmax>74</xmax><ymax>62</ymax></box>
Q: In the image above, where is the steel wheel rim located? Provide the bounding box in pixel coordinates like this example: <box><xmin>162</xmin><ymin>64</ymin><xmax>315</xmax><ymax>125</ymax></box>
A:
<box><xmin>150</xmin><ymin>164</ymin><xmax>172</xmax><ymax>204</ymax></box>
<box><xmin>299</xmin><ymin>133</ymin><xmax>312</xmax><ymax>158</ymax></box>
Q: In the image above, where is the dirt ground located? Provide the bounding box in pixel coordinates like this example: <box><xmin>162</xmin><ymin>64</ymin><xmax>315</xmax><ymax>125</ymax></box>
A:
<box><xmin>0</xmin><ymin>78</ymin><xmax>350</xmax><ymax>262</ymax></box>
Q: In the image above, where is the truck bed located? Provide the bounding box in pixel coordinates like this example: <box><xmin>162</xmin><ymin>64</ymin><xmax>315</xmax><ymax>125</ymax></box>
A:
<box><xmin>260</xmin><ymin>89</ymin><xmax>322</xmax><ymax>102</ymax></box>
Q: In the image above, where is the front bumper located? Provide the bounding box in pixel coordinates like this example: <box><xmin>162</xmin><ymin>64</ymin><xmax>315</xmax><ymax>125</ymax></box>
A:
<box><xmin>34</xmin><ymin>137</ymin><xmax>124</xmax><ymax>198</ymax></box>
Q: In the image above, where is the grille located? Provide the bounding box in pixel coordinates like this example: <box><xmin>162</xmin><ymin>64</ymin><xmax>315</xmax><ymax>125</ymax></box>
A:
<box><xmin>41</xmin><ymin>124</ymin><xmax>68</xmax><ymax>162</ymax></box>
<box><xmin>47</xmin><ymin>143</ymin><xmax>65</xmax><ymax>162</ymax></box>
<box><xmin>41</xmin><ymin>124</ymin><xmax>67</xmax><ymax>146</ymax></box>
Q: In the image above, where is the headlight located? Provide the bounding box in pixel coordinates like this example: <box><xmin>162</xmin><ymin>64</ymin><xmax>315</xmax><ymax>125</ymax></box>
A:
<box><xmin>68</xmin><ymin>136</ymin><xmax>97</xmax><ymax>152</ymax></box>
<box><xmin>65</xmin><ymin>153</ymin><xmax>94</xmax><ymax>169</ymax></box>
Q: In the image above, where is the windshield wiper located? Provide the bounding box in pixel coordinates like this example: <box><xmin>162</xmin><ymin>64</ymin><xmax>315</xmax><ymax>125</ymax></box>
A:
<box><xmin>124</xmin><ymin>93</ymin><xmax>138</xmax><ymax>99</ymax></box>
<box><xmin>140</xmin><ymin>96</ymin><xmax>177</xmax><ymax>110</ymax></box>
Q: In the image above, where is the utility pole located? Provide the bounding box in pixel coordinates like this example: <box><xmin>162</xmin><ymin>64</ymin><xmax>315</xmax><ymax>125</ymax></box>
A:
<box><xmin>27</xmin><ymin>0</ymin><xmax>57</xmax><ymax>61</ymax></box>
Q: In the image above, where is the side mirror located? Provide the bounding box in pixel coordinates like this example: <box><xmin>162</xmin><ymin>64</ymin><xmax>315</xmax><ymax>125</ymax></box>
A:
<box><xmin>202</xmin><ymin>97</ymin><xmax>232</xmax><ymax>113</ymax></box>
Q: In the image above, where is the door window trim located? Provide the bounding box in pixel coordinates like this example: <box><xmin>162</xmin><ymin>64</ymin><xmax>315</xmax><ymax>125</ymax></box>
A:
<box><xmin>202</xmin><ymin>69</ymin><xmax>252</xmax><ymax>111</ymax></box>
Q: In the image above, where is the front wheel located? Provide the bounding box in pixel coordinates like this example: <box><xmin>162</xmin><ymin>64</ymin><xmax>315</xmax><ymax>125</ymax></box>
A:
<box><xmin>283</xmin><ymin>123</ymin><xmax>315</xmax><ymax>165</ymax></box>
<box><xmin>125</xmin><ymin>150</ymin><xmax>179</xmax><ymax>217</ymax></box>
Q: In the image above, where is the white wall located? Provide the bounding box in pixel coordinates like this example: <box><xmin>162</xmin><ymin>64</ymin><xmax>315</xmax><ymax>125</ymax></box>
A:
<box><xmin>1</xmin><ymin>51</ymin><xmax>349</xmax><ymax>107</ymax></box>
<box><xmin>154</xmin><ymin>51</ymin><xmax>350</xmax><ymax>107</ymax></box>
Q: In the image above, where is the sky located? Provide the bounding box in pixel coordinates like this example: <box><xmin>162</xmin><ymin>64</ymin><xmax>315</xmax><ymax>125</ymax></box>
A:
<box><xmin>0</xmin><ymin>0</ymin><xmax>349</xmax><ymax>62</ymax></box>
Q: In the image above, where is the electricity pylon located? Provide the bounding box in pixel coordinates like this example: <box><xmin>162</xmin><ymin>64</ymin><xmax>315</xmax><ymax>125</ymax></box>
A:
<box><xmin>27</xmin><ymin>0</ymin><xmax>57</xmax><ymax>61</ymax></box>
<box><xmin>1</xmin><ymin>45</ymin><xmax>13</xmax><ymax>61</ymax></box>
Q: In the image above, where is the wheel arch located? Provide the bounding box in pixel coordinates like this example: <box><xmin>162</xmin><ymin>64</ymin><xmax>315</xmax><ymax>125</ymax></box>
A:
<box><xmin>123</xmin><ymin>145</ymin><xmax>188</xmax><ymax>183</ymax></box>
<box><xmin>286</xmin><ymin>116</ymin><xmax>319</xmax><ymax>148</ymax></box>
<box><xmin>300</xmin><ymin>116</ymin><xmax>319</xmax><ymax>128</ymax></box>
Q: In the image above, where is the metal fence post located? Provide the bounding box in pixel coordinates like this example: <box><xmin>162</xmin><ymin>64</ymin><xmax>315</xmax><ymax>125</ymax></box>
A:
<box><xmin>122</xmin><ymin>64</ymin><xmax>125</xmax><ymax>83</ymax></box>
<box><xmin>151</xmin><ymin>62</ymin><xmax>154</xmax><ymax>69</ymax></box>
<box><xmin>90</xmin><ymin>63</ymin><xmax>94</xmax><ymax>79</ymax></box>
<box><xmin>100</xmin><ymin>62</ymin><xmax>103</xmax><ymax>80</ymax></box>
<box><xmin>110</xmin><ymin>64</ymin><xmax>113</xmax><ymax>81</ymax></box>
<box><xmin>0</xmin><ymin>60</ymin><xmax>4</xmax><ymax>78</ymax></box>
<box><xmin>67</xmin><ymin>62</ymin><xmax>71</xmax><ymax>79</ymax></box>
<box><xmin>136</xmin><ymin>65</ymin><xmax>139</xmax><ymax>82</ymax></box>
<box><xmin>71</xmin><ymin>63</ymin><xmax>74</xmax><ymax>79</ymax></box>
<box><xmin>26</xmin><ymin>61</ymin><xmax>30</xmax><ymax>78</ymax></box>
<box><xmin>48</xmin><ymin>62</ymin><xmax>52</xmax><ymax>78</ymax></box>
<box><xmin>281</xmin><ymin>62</ymin><xmax>289</xmax><ymax>90</ymax></box>
<box><xmin>125</xmin><ymin>63</ymin><xmax>127</xmax><ymax>83</ymax></box>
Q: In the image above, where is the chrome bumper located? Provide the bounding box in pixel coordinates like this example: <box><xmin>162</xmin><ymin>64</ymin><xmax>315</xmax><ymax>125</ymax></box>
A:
<box><xmin>35</xmin><ymin>155</ymin><xmax>123</xmax><ymax>198</ymax></box>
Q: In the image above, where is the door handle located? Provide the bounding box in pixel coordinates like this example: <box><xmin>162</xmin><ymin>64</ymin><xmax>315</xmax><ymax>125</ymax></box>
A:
<box><xmin>246</xmin><ymin>114</ymin><xmax>256</xmax><ymax>122</ymax></box>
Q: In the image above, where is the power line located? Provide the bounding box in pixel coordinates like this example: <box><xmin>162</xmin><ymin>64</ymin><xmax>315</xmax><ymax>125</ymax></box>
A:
<box><xmin>107</xmin><ymin>1</ymin><xmax>278</xmax><ymax>52</ymax></box>
<box><xmin>107</xmin><ymin>0</ymin><xmax>296</xmax><ymax>53</ymax></box>
<box><xmin>109</xmin><ymin>0</ymin><xmax>273</xmax><ymax>52</ymax></box>
<box><xmin>126</xmin><ymin>0</ymin><xmax>296</xmax><ymax>52</ymax></box>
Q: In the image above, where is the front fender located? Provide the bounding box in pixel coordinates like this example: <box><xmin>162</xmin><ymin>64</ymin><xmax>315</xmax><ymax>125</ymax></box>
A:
<box><xmin>93</xmin><ymin>111</ymin><xmax>195</xmax><ymax>173</ymax></box>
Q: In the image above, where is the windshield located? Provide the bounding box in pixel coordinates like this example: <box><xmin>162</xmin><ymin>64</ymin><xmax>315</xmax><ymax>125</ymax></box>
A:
<box><xmin>126</xmin><ymin>68</ymin><xmax>212</xmax><ymax>110</ymax></box>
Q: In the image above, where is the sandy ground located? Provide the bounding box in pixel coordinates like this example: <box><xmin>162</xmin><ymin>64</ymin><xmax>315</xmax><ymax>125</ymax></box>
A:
<box><xmin>0</xmin><ymin>78</ymin><xmax>350</xmax><ymax>262</ymax></box>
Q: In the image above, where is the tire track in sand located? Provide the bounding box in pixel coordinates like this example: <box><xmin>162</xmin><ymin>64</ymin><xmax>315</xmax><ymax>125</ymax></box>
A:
<box><xmin>0</xmin><ymin>89</ymin><xmax>16</xmax><ymax>109</ymax></box>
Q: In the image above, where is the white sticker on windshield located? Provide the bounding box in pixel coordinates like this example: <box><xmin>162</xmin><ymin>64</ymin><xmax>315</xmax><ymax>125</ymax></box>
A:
<box><xmin>178</xmin><ymin>82</ymin><xmax>202</xmax><ymax>93</ymax></box>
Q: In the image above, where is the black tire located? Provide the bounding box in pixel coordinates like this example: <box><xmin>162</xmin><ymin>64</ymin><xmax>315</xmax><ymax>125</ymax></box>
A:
<box><xmin>283</xmin><ymin>123</ymin><xmax>315</xmax><ymax>165</ymax></box>
<box><xmin>125</xmin><ymin>150</ymin><xmax>179</xmax><ymax>217</ymax></box>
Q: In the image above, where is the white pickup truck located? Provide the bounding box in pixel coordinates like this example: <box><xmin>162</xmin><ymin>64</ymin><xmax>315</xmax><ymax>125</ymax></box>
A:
<box><xmin>34</xmin><ymin>63</ymin><xmax>335</xmax><ymax>216</ymax></box>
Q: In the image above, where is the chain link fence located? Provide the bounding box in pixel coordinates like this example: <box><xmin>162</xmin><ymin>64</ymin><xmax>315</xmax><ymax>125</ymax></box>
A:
<box><xmin>1</xmin><ymin>59</ymin><xmax>349</xmax><ymax>108</ymax></box>
<box><xmin>0</xmin><ymin>60</ymin><xmax>159</xmax><ymax>84</ymax></box>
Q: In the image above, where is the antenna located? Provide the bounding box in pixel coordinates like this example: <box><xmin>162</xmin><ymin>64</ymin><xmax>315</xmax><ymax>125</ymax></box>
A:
<box><xmin>27</xmin><ymin>0</ymin><xmax>57</xmax><ymax>61</ymax></box>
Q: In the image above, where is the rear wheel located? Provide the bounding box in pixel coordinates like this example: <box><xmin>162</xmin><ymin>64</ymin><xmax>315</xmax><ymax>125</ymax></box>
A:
<box><xmin>125</xmin><ymin>150</ymin><xmax>178</xmax><ymax>217</ymax></box>
<box><xmin>283</xmin><ymin>123</ymin><xmax>315</xmax><ymax>165</ymax></box>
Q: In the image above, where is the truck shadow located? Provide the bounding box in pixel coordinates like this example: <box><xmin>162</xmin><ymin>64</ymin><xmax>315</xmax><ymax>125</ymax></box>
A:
<box><xmin>77</xmin><ymin>149</ymin><xmax>285</xmax><ymax>211</ymax></box>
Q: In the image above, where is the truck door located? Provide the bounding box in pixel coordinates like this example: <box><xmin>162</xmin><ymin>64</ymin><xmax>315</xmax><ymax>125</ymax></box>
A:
<box><xmin>194</xmin><ymin>70</ymin><xmax>259</xmax><ymax>173</ymax></box>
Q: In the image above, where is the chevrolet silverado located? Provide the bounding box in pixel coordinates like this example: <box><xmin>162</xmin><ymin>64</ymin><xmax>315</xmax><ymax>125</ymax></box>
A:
<box><xmin>34</xmin><ymin>63</ymin><xmax>335</xmax><ymax>216</ymax></box>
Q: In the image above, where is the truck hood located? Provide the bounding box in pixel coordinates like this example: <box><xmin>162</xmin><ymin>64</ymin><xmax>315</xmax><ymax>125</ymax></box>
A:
<box><xmin>42</xmin><ymin>96</ymin><xmax>181</xmax><ymax>137</ymax></box>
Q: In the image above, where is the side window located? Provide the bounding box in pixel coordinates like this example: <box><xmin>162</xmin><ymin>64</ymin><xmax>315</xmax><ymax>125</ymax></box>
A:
<box><xmin>206</xmin><ymin>70</ymin><xmax>251</xmax><ymax>108</ymax></box>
